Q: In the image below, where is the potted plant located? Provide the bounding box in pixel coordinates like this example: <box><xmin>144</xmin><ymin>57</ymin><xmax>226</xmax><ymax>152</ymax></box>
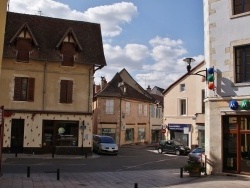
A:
<box><xmin>183</xmin><ymin>155</ymin><xmax>206</xmax><ymax>177</ymax></box>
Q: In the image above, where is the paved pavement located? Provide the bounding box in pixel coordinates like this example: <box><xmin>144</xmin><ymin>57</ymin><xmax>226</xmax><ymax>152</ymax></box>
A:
<box><xmin>0</xmin><ymin>149</ymin><xmax>250</xmax><ymax>187</ymax></box>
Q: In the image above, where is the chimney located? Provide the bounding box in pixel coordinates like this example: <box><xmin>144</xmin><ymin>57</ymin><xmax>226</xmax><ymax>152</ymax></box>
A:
<box><xmin>101</xmin><ymin>76</ymin><xmax>107</xmax><ymax>90</ymax></box>
<box><xmin>147</xmin><ymin>85</ymin><xmax>151</xmax><ymax>93</ymax></box>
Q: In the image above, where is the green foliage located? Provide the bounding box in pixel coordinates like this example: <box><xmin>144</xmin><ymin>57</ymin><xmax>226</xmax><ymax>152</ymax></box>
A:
<box><xmin>184</xmin><ymin>155</ymin><xmax>206</xmax><ymax>173</ymax></box>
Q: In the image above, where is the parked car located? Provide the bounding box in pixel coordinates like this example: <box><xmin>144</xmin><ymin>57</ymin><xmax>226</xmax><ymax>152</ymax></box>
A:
<box><xmin>188</xmin><ymin>147</ymin><xmax>205</xmax><ymax>163</ymax></box>
<box><xmin>93</xmin><ymin>135</ymin><xmax>118</xmax><ymax>155</ymax></box>
<box><xmin>157</xmin><ymin>140</ymin><xmax>190</xmax><ymax>155</ymax></box>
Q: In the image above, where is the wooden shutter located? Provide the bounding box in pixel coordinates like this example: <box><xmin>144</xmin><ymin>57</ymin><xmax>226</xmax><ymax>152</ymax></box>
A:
<box><xmin>14</xmin><ymin>77</ymin><xmax>22</xmax><ymax>100</ymax></box>
<box><xmin>67</xmin><ymin>80</ymin><xmax>73</xmax><ymax>103</ymax></box>
<box><xmin>27</xmin><ymin>78</ymin><xmax>35</xmax><ymax>101</ymax></box>
<box><xmin>60</xmin><ymin>80</ymin><xmax>73</xmax><ymax>103</ymax></box>
<box><xmin>60</xmin><ymin>80</ymin><xmax>67</xmax><ymax>103</ymax></box>
<box><xmin>61</xmin><ymin>42</ymin><xmax>75</xmax><ymax>66</ymax></box>
<box><xmin>17</xmin><ymin>38</ymin><xmax>31</xmax><ymax>62</ymax></box>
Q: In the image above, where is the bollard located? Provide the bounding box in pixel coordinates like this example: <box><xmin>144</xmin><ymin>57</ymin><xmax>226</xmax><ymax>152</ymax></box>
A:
<box><xmin>27</xmin><ymin>166</ymin><xmax>30</xmax><ymax>178</ymax></box>
<box><xmin>15</xmin><ymin>152</ymin><xmax>17</xmax><ymax>158</ymax></box>
<box><xmin>204</xmin><ymin>155</ymin><xmax>207</xmax><ymax>175</ymax></box>
<box><xmin>57</xmin><ymin>169</ymin><xmax>60</xmax><ymax>180</ymax></box>
<box><xmin>134</xmin><ymin>183</ymin><xmax>138</xmax><ymax>188</ymax></box>
<box><xmin>180</xmin><ymin>167</ymin><xmax>183</xmax><ymax>178</ymax></box>
<box><xmin>85</xmin><ymin>152</ymin><xmax>87</xmax><ymax>159</ymax></box>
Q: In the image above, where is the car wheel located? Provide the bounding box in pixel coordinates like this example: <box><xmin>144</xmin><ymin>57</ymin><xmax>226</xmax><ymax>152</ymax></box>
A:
<box><xmin>175</xmin><ymin>150</ymin><xmax>180</xmax><ymax>155</ymax></box>
<box><xmin>158</xmin><ymin>148</ymin><xmax>163</xmax><ymax>154</ymax></box>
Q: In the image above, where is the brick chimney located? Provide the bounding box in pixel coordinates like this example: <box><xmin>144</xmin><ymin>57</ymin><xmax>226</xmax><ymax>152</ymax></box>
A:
<box><xmin>147</xmin><ymin>85</ymin><xmax>151</xmax><ymax>93</ymax></box>
<box><xmin>101</xmin><ymin>76</ymin><xmax>107</xmax><ymax>90</ymax></box>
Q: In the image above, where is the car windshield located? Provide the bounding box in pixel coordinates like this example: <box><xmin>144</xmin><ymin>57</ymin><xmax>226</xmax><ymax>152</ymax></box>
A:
<box><xmin>100</xmin><ymin>137</ymin><xmax>115</xmax><ymax>144</ymax></box>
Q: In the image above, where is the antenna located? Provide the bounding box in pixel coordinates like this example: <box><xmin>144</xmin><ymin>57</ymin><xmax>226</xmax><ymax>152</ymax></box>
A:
<box><xmin>38</xmin><ymin>9</ymin><xmax>43</xmax><ymax>16</ymax></box>
<box><xmin>7</xmin><ymin>0</ymin><xmax>10</xmax><ymax>11</ymax></box>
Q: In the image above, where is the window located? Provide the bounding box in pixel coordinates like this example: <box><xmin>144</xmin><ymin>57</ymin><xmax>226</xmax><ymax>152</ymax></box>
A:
<box><xmin>144</xmin><ymin>105</ymin><xmax>148</xmax><ymax>116</ymax></box>
<box><xmin>138</xmin><ymin>128</ymin><xmax>145</xmax><ymax>141</ymax></box>
<box><xmin>150</xmin><ymin>105</ymin><xmax>155</xmax><ymax>118</ymax></box>
<box><xmin>14</xmin><ymin>77</ymin><xmax>35</xmax><ymax>101</ymax></box>
<box><xmin>60</xmin><ymin>80</ymin><xmax>73</xmax><ymax>103</ymax></box>
<box><xmin>138</xmin><ymin>103</ymin><xmax>142</xmax><ymax>115</ymax></box>
<box><xmin>125</xmin><ymin>128</ymin><xmax>134</xmax><ymax>141</ymax></box>
<box><xmin>235</xmin><ymin>45</ymin><xmax>250</xmax><ymax>83</ymax></box>
<box><xmin>106</xmin><ymin>99</ymin><xmax>114</xmax><ymax>114</ymax></box>
<box><xmin>233</xmin><ymin>0</ymin><xmax>250</xmax><ymax>15</ymax></box>
<box><xmin>156</xmin><ymin>108</ymin><xmax>161</xmax><ymax>118</ymax></box>
<box><xmin>61</xmin><ymin>42</ymin><xmax>75</xmax><ymax>66</ymax></box>
<box><xmin>125</xmin><ymin>102</ymin><xmax>130</xmax><ymax>115</ymax></box>
<box><xmin>180</xmin><ymin>99</ymin><xmax>187</xmax><ymax>115</ymax></box>
<box><xmin>16</xmin><ymin>38</ymin><xmax>32</xmax><ymax>62</ymax></box>
<box><xmin>180</xmin><ymin>84</ymin><xmax>185</xmax><ymax>92</ymax></box>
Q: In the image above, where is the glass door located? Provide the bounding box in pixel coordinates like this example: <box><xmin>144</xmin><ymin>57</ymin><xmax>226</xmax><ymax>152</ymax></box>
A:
<box><xmin>240</xmin><ymin>133</ymin><xmax>250</xmax><ymax>173</ymax></box>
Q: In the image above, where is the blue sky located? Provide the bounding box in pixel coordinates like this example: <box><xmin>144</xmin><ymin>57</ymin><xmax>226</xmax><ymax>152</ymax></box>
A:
<box><xmin>9</xmin><ymin>0</ymin><xmax>204</xmax><ymax>89</ymax></box>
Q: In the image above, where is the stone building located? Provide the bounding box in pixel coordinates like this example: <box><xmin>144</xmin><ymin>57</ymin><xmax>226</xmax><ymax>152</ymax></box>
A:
<box><xmin>0</xmin><ymin>12</ymin><xmax>106</xmax><ymax>154</ymax></box>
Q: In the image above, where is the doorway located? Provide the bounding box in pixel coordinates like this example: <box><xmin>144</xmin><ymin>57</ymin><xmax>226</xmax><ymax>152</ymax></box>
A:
<box><xmin>10</xmin><ymin>119</ymin><xmax>24</xmax><ymax>153</ymax></box>
<box><xmin>223</xmin><ymin>116</ymin><xmax>250</xmax><ymax>174</ymax></box>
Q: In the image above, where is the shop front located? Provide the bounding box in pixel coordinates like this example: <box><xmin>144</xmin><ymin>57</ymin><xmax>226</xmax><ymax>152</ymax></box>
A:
<box><xmin>222</xmin><ymin>115</ymin><xmax>250</xmax><ymax>174</ymax></box>
<box><xmin>168</xmin><ymin>124</ymin><xmax>190</xmax><ymax>147</ymax></box>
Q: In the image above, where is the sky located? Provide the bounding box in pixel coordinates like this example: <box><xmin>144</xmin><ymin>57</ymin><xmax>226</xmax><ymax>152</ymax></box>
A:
<box><xmin>8</xmin><ymin>0</ymin><xmax>204</xmax><ymax>89</ymax></box>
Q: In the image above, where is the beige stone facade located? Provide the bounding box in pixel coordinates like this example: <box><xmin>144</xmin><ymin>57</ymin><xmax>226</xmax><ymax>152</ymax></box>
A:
<box><xmin>204</xmin><ymin>0</ymin><xmax>250</xmax><ymax>175</ymax></box>
<box><xmin>163</xmin><ymin>62</ymin><xmax>205</xmax><ymax>149</ymax></box>
<box><xmin>0</xmin><ymin>0</ymin><xmax>7</xmax><ymax>75</ymax></box>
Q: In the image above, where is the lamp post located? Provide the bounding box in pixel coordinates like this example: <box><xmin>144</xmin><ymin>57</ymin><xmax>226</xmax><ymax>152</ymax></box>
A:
<box><xmin>183</xmin><ymin>58</ymin><xmax>208</xmax><ymax>79</ymax></box>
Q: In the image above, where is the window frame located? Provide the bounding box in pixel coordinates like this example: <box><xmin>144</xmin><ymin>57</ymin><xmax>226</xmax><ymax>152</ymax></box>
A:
<box><xmin>233</xmin><ymin>0</ymin><xmax>250</xmax><ymax>15</ymax></box>
<box><xmin>138</xmin><ymin>103</ymin><xmax>143</xmax><ymax>115</ymax></box>
<box><xmin>60</xmin><ymin>80</ymin><xmax>73</xmax><ymax>104</ymax></box>
<box><xmin>235</xmin><ymin>45</ymin><xmax>250</xmax><ymax>83</ymax></box>
<box><xmin>179</xmin><ymin>98</ymin><xmax>187</xmax><ymax>116</ymax></box>
<box><xmin>14</xmin><ymin>77</ymin><xmax>35</xmax><ymax>101</ymax></box>
<box><xmin>125</xmin><ymin>101</ymin><xmax>130</xmax><ymax>115</ymax></box>
<box><xmin>61</xmin><ymin>42</ymin><xmax>76</xmax><ymax>66</ymax></box>
<box><xmin>180</xmin><ymin>83</ymin><xmax>185</xmax><ymax>92</ymax></box>
<box><xmin>105</xmin><ymin>99</ymin><xmax>114</xmax><ymax>114</ymax></box>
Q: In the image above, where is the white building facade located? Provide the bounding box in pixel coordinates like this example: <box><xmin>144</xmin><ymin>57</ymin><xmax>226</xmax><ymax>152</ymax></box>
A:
<box><xmin>204</xmin><ymin>0</ymin><xmax>250</xmax><ymax>175</ymax></box>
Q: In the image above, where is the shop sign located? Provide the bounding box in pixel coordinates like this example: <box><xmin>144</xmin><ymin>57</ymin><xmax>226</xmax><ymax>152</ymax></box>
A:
<box><xmin>161</xmin><ymin>129</ymin><xmax>166</xmax><ymax>133</ymax></box>
<box><xmin>229</xmin><ymin>99</ymin><xmax>250</xmax><ymax>110</ymax></box>
<box><xmin>168</xmin><ymin>124</ymin><xmax>190</xmax><ymax>131</ymax></box>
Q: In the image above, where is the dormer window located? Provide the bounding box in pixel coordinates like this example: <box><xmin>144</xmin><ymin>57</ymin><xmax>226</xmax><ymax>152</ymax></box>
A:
<box><xmin>16</xmin><ymin>28</ymin><xmax>32</xmax><ymax>62</ymax></box>
<box><xmin>61</xmin><ymin>41</ymin><xmax>76</xmax><ymax>66</ymax></box>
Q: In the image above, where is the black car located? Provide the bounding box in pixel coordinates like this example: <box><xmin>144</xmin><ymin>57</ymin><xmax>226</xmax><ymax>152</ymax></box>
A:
<box><xmin>157</xmin><ymin>140</ymin><xmax>191</xmax><ymax>155</ymax></box>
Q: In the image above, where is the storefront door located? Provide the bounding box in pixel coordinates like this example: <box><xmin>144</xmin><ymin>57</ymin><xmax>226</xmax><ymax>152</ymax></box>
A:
<box><xmin>223</xmin><ymin>116</ymin><xmax>250</xmax><ymax>174</ymax></box>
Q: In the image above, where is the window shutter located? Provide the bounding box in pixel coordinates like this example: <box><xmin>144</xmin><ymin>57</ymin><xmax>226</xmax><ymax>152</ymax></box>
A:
<box><xmin>60</xmin><ymin>80</ymin><xmax>67</xmax><ymax>103</ymax></box>
<box><xmin>17</xmin><ymin>38</ymin><xmax>31</xmax><ymax>62</ymax></box>
<box><xmin>61</xmin><ymin>42</ymin><xmax>75</xmax><ymax>66</ymax></box>
<box><xmin>14</xmin><ymin>77</ymin><xmax>22</xmax><ymax>100</ymax></box>
<box><xmin>27</xmin><ymin>78</ymin><xmax>35</xmax><ymax>101</ymax></box>
<box><xmin>67</xmin><ymin>80</ymin><xmax>73</xmax><ymax>103</ymax></box>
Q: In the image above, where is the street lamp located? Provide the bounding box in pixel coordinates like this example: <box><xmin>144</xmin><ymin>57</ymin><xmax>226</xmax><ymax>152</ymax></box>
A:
<box><xmin>183</xmin><ymin>58</ymin><xmax>215</xmax><ymax>90</ymax></box>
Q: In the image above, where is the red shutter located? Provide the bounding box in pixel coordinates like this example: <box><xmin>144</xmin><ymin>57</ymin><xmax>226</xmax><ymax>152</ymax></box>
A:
<box><xmin>14</xmin><ymin>77</ymin><xmax>22</xmax><ymax>100</ymax></box>
<box><xmin>67</xmin><ymin>80</ymin><xmax>73</xmax><ymax>103</ymax></box>
<box><xmin>27</xmin><ymin>78</ymin><xmax>35</xmax><ymax>101</ymax></box>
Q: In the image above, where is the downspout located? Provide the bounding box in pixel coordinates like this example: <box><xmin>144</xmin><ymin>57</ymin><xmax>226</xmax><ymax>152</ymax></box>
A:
<box><xmin>88</xmin><ymin>65</ymin><xmax>94</xmax><ymax>113</ymax></box>
<box><xmin>119</xmin><ymin>97</ymin><xmax>122</xmax><ymax>146</ymax></box>
<box><xmin>42</xmin><ymin>60</ymin><xmax>47</xmax><ymax>110</ymax></box>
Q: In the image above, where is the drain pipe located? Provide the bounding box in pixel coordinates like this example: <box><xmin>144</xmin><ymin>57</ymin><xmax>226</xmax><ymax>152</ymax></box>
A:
<box><xmin>42</xmin><ymin>60</ymin><xmax>47</xmax><ymax>110</ymax></box>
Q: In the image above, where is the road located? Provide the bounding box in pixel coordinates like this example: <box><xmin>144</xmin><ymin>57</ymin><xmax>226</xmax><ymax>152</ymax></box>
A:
<box><xmin>2</xmin><ymin>147</ymin><xmax>188</xmax><ymax>173</ymax></box>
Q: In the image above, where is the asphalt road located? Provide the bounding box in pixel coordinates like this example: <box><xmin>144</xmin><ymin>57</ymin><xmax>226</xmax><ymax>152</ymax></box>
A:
<box><xmin>2</xmin><ymin>147</ymin><xmax>188</xmax><ymax>174</ymax></box>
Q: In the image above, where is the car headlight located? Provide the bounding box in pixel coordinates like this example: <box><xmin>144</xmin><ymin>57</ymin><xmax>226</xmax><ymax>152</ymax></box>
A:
<box><xmin>180</xmin><ymin>147</ymin><xmax>185</xmax><ymax>150</ymax></box>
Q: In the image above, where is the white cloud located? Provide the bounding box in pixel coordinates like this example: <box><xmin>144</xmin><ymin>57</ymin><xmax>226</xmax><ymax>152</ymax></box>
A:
<box><xmin>9</xmin><ymin>0</ymin><xmax>204</xmax><ymax>89</ymax></box>
<box><xmin>9</xmin><ymin>0</ymin><xmax>137</xmax><ymax>37</ymax></box>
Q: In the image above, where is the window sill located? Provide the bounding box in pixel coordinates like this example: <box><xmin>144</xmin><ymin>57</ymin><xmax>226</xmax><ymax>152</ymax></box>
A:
<box><xmin>231</xmin><ymin>11</ymin><xmax>250</xmax><ymax>19</ymax></box>
<box><xmin>232</xmin><ymin>82</ymin><xmax>250</xmax><ymax>87</ymax></box>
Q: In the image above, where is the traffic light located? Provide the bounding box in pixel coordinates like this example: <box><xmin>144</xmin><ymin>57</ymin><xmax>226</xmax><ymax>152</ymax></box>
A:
<box><xmin>207</xmin><ymin>67</ymin><xmax>215</xmax><ymax>90</ymax></box>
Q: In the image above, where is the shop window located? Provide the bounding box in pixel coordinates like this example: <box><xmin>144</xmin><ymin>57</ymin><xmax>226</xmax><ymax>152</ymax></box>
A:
<box><xmin>138</xmin><ymin>128</ymin><xmax>145</xmax><ymax>141</ymax></box>
<box><xmin>56</xmin><ymin>122</ymin><xmax>78</xmax><ymax>146</ymax></box>
<box><xmin>233</xmin><ymin>0</ymin><xmax>250</xmax><ymax>15</ymax></box>
<box><xmin>235</xmin><ymin>45</ymin><xmax>250</xmax><ymax>83</ymax></box>
<box><xmin>125</xmin><ymin>128</ymin><xmax>134</xmax><ymax>141</ymax></box>
<box><xmin>60</xmin><ymin>80</ymin><xmax>73</xmax><ymax>103</ymax></box>
<box><xmin>106</xmin><ymin>99</ymin><xmax>114</xmax><ymax>114</ymax></box>
<box><xmin>14</xmin><ymin>77</ymin><xmax>35</xmax><ymax>101</ymax></box>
